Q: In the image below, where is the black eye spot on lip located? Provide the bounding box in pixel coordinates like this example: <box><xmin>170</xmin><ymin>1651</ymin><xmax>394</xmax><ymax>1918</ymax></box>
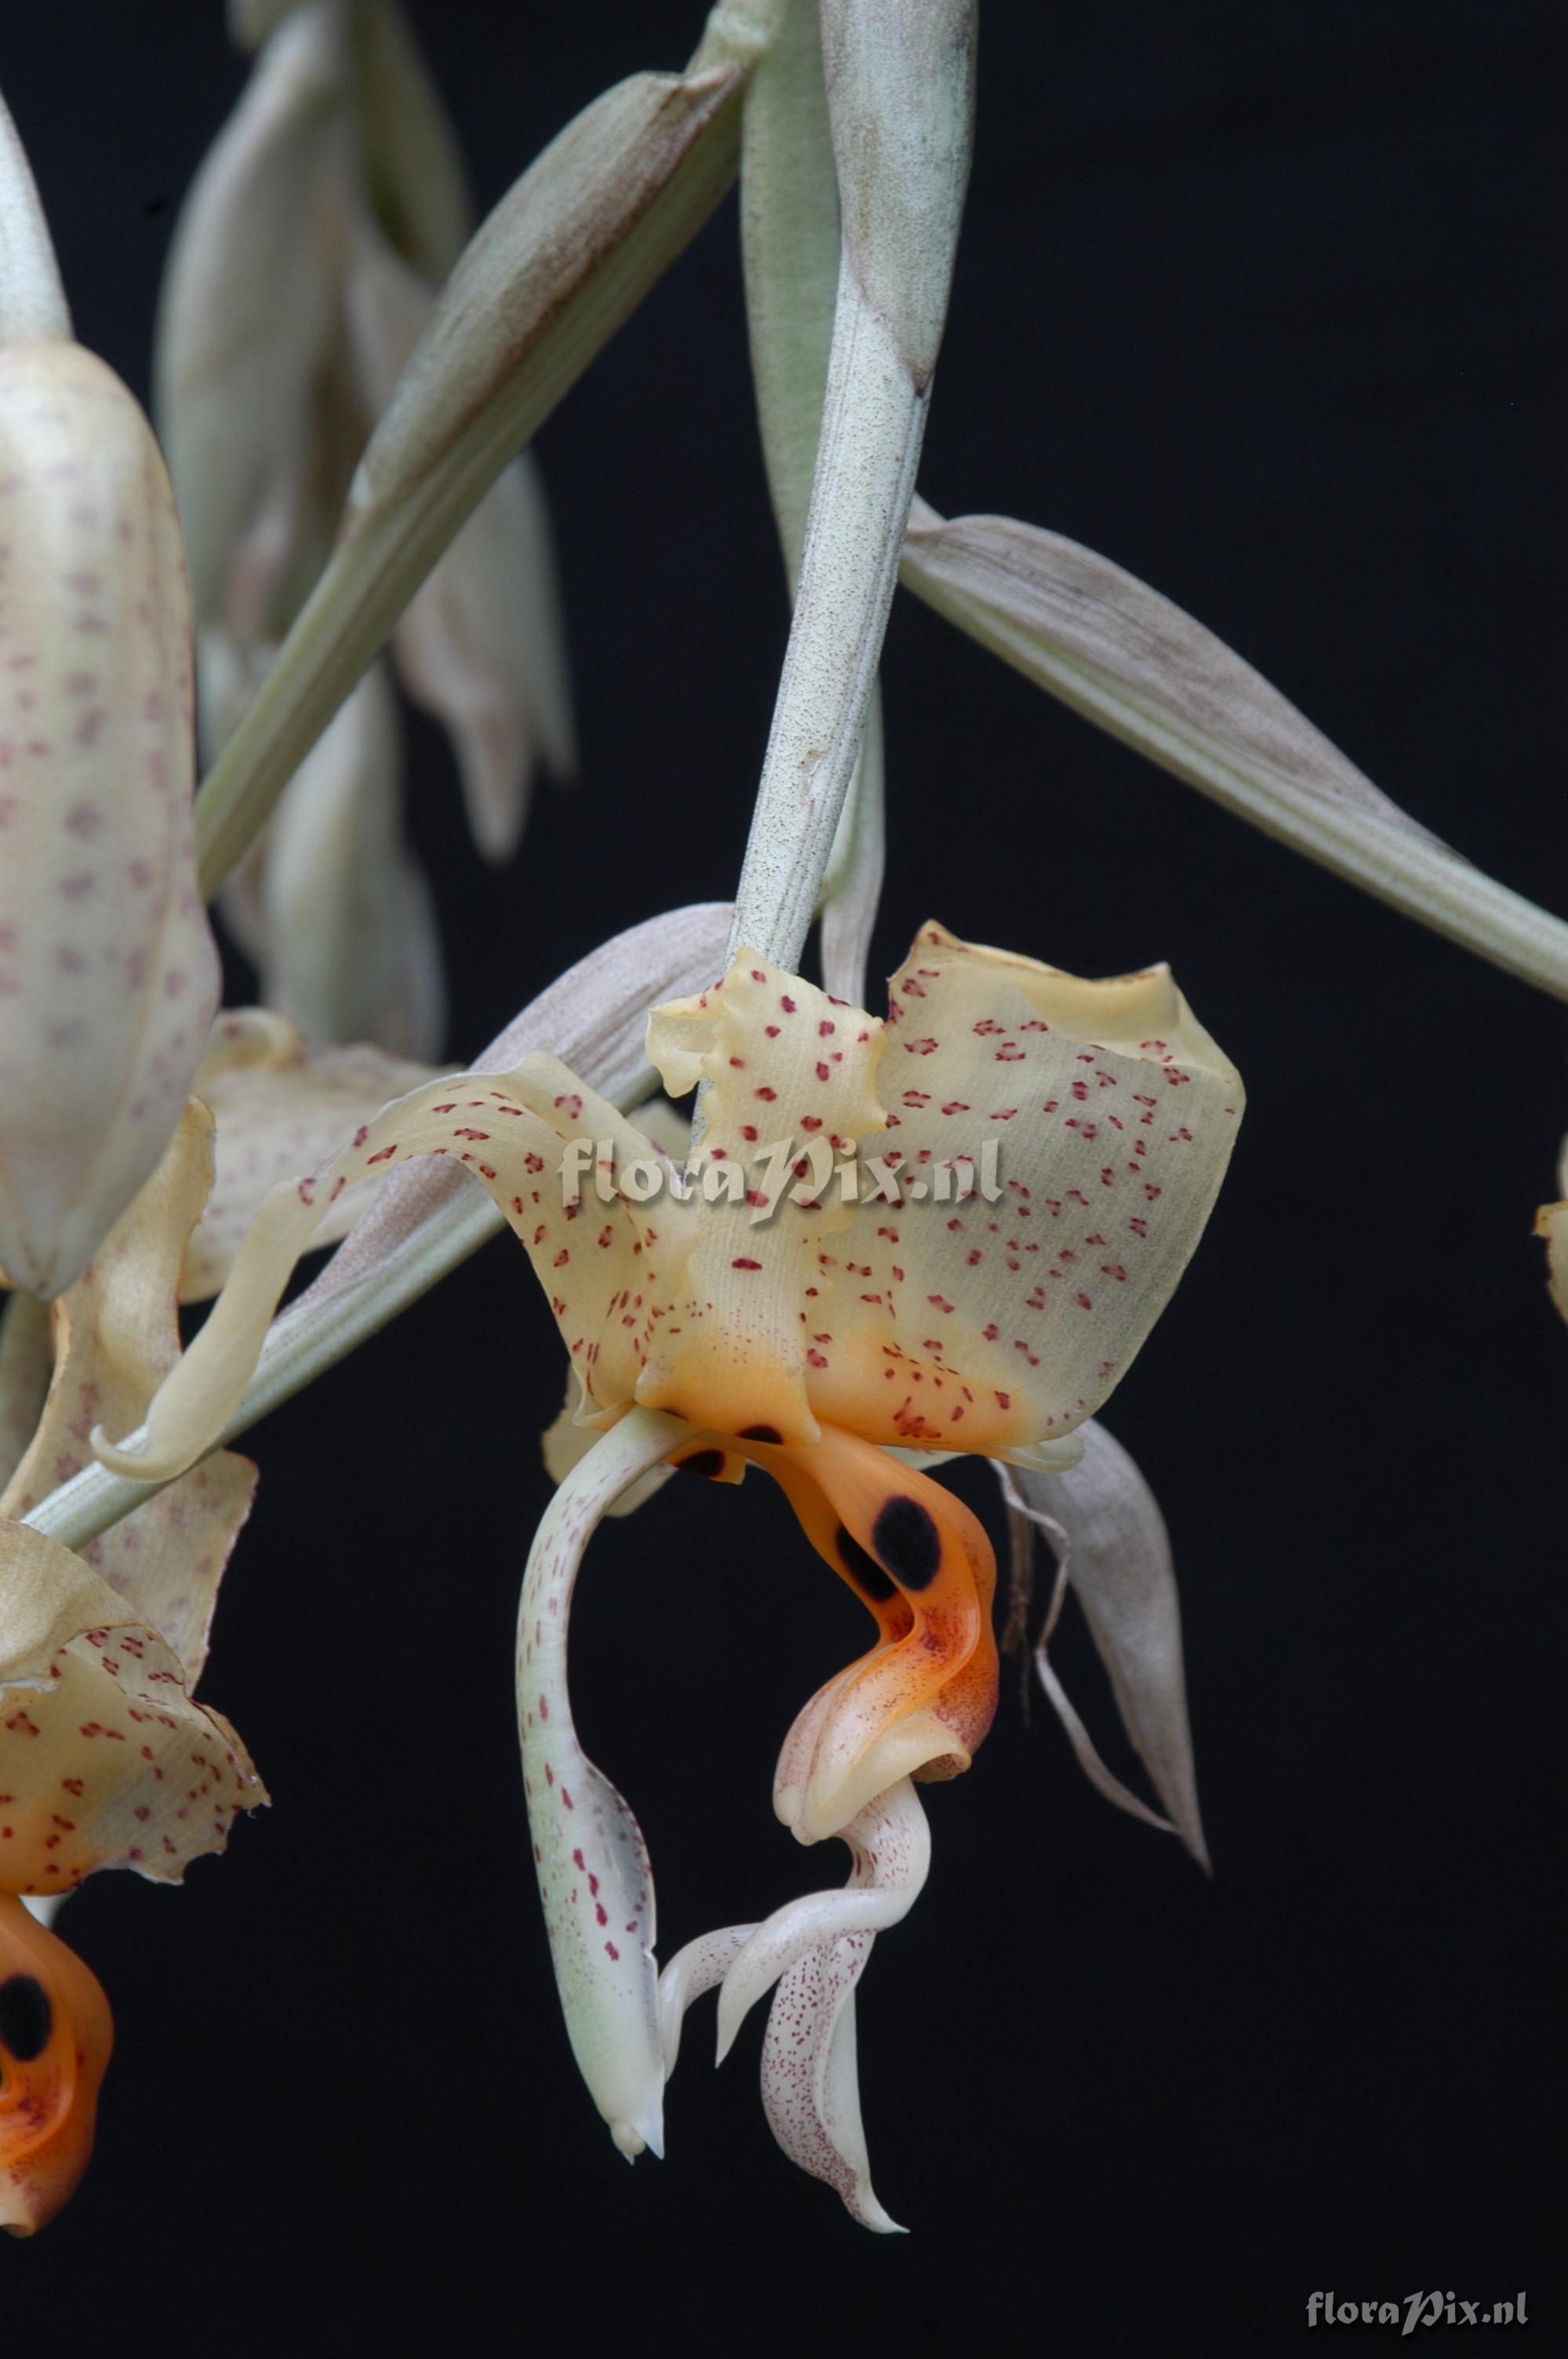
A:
<box><xmin>673</xmin><ymin>1449</ymin><xmax>725</xmax><ymax>1479</ymax></box>
<box><xmin>835</xmin><ymin>1525</ymin><xmax>895</xmax><ymax>1602</ymax></box>
<box><xmin>871</xmin><ymin>1496</ymin><xmax>942</xmax><ymax>1590</ymax></box>
<box><xmin>739</xmin><ymin>1425</ymin><xmax>782</xmax><ymax>1445</ymax></box>
<box><xmin>0</xmin><ymin>1973</ymin><xmax>53</xmax><ymax>2063</ymax></box>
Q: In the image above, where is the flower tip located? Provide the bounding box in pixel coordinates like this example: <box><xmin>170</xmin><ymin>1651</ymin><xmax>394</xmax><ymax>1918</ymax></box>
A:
<box><xmin>608</xmin><ymin>2097</ymin><xmax>663</xmax><ymax>2161</ymax></box>
<box><xmin>854</xmin><ymin>2186</ymin><xmax>908</xmax><ymax>2237</ymax></box>
<box><xmin>86</xmin><ymin>1422</ymin><xmax>152</xmax><ymax>1481</ymax></box>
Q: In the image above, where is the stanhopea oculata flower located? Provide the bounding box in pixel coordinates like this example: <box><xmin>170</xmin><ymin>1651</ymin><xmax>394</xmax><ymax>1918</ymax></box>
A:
<box><xmin>96</xmin><ymin>918</ymin><xmax>1240</xmax><ymax>2226</ymax></box>
<box><xmin>0</xmin><ymin>1101</ymin><xmax>267</xmax><ymax>2232</ymax></box>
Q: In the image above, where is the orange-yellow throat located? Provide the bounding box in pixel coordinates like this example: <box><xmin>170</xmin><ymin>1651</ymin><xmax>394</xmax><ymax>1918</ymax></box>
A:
<box><xmin>672</xmin><ymin>1423</ymin><xmax>1000</xmax><ymax>1840</ymax></box>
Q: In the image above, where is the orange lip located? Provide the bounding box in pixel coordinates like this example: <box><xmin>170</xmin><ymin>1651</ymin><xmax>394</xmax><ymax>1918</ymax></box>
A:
<box><xmin>0</xmin><ymin>1892</ymin><xmax>114</xmax><ymax>2237</ymax></box>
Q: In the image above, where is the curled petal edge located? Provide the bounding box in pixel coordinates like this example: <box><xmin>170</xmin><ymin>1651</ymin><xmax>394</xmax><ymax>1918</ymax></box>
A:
<box><xmin>659</xmin><ymin>1777</ymin><xmax>928</xmax><ymax>2233</ymax></box>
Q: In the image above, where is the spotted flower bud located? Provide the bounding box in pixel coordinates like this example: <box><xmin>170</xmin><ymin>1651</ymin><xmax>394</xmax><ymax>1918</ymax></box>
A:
<box><xmin>0</xmin><ymin>340</ymin><xmax>218</xmax><ymax>1297</ymax></box>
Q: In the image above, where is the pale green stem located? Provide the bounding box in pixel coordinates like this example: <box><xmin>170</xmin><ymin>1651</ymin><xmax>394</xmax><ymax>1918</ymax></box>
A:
<box><xmin>727</xmin><ymin>0</ymin><xmax>975</xmax><ymax>970</ymax></box>
<box><xmin>728</xmin><ymin>284</ymin><xmax>924</xmax><ymax>971</ymax></box>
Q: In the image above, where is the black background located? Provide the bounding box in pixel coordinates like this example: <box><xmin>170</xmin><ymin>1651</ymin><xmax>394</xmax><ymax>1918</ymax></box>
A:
<box><xmin>1</xmin><ymin>5</ymin><xmax>1562</xmax><ymax>2352</ymax></box>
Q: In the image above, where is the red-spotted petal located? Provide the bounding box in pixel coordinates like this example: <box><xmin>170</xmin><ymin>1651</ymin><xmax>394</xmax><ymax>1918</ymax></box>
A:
<box><xmin>0</xmin><ymin>1523</ymin><xmax>265</xmax><ymax>1895</ymax></box>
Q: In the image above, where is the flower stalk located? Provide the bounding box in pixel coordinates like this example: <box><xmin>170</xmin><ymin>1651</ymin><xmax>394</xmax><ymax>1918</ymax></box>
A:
<box><xmin>728</xmin><ymin>0</ymin><xmax>975</xmax><ymax>971</ymax></box>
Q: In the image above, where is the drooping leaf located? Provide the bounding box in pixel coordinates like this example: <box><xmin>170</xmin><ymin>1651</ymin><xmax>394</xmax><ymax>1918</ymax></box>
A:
<box><xmin>901</xmin><ymin>501</ymin><xmax>1568</xmax><ymax>1001</ymax></box>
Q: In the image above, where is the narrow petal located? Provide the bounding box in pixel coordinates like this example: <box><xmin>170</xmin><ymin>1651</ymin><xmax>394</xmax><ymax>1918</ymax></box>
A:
<box><xmin>0</xmin><ymin>341</ymin><xmax>220</xmax><ymax>1297</ymax></box>
<box><xmin>279</xmin><ymin>901</ymin><xmax>731</xmax><ymax>1333</ymax></box>
<box><xmin>655</xmin><ymin>1925</ymin><xmax>755</xmax><ymax>2078</ymax></box>
<box><xmin>91</xmin><ymin>1056</ymin><xmax>681</xmax><ymax>1480</ymax></box>
<box><xmin>761</xmin><ymin>1941</ymin><xmax>894</xmax><ymax>2232</ymax></box>
<box><xmin>0</xmin><ymin>1522</ymin><xmax>265</xmax><ymax>1894</ymax></box>
<box><xmin>1</xmin><ymin>1103</ymin><xmax>256</xmax><ymax>1684</ymax></box>
<box><xmin>713</xmin><ymin>1777</ymin><xmax>930</xmax><ymax>2054</ymax></box>
<box><xmin>186</xmin><ymin>1007</ymin><xmax>437</xmax><ymax>1301</ymax></box>
<box><xmin>516</xmin><ymin>1408</ymin><xmax>691</xmax><ymax>2159</ymax></box>
<box><xmin>1001</xmin><ymin>1422</ymin><xmax>1209</xmax><ymax>1870</ymax></box>
<box><xmin>0</xmin><ymin>1891</ymin><xmax>113</xmax><ymax>2236</ymax></box>
<box><xmin>661</xmin><ymin>1777</ymin><xmax>927</xmax><ymax>2231</ymax></box>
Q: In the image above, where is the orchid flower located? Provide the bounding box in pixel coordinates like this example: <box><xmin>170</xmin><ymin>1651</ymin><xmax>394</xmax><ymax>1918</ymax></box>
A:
<box><xmin>1</xmin><ymin>0</ymin><xmax>1555</xmax><ymax>2258</ymax></box>
<box><xmin>0</xmin><ymin>1100</ymin><xmax>267</xmax><ymax>2232</ymax></box>
<box><xmin>88</xmin><ymin>920</ymin><xmax>1240</xmax><ymax>2221</ymax></box>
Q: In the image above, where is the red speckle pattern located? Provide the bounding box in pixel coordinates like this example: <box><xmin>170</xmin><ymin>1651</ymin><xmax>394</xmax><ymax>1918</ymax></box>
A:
<box><xmin>0</xmin><ymin>1531</ymin><xmax>266</xmax><ymax>1897</ymax></box>
<box><xmin>801</xmin><ymin>922</ymin><xmax>1243</xmax><ymax>1452</ymax></box>
<box><xmin>516</xmin><ymin>1420</ymin><xmax>666</xmax><ymax>2132</ymax></box>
